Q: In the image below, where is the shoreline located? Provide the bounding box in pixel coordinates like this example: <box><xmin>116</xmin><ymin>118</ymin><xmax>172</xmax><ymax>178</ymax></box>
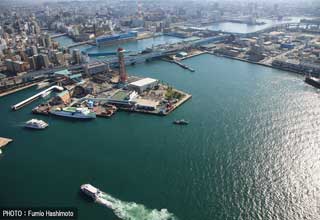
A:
<box><xmin>0</xmin><ymin>82</ymin><xmax>39</xmax><ymax>98</ymax></box>
<box><xmin>206</xmin><ymin>52</ymin><xmax>306</xmax><ymax>76</ymax></box>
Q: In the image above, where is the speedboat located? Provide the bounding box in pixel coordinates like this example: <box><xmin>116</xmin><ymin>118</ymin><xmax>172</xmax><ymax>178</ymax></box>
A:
<box><xmin>173</xmin><ymin>119</ymin><xmax>189</xmax><ymax>125</ymax></box>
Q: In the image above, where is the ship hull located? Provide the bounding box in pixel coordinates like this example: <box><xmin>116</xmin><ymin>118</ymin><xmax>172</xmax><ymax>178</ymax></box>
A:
<box><xmin>24</xmin><ymin>125</ymin><xmax>47</xmax><ymax>130</ymax></box>
<box><xmin>305</xmin><ymin>77</ymin><xmax>320</xmax><ymax>89</ymax></box>
<box><xmin>49</xmin><ymin>111</ymin><xmax>96</xmax><ymax>119</ymax></box>
<box><xmin>97</xmin><ymin>37</ymin><xmax>137</xmax><ymax>47</ymax></box>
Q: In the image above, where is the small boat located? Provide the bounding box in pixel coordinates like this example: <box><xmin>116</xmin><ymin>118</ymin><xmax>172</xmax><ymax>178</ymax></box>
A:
<box><xmin>173</xmin><ymin>119</ymin><xmax>189</xmax><ymax>125</ymax></box>
<box><xmin>25</xmin><ymin>119</ymin><xmax>48</xmax><ymax>129</ymax></box>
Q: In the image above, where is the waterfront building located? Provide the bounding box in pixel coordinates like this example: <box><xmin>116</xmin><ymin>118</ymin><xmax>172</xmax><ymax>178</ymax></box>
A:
<box><xmin>128</xmin><ymin>78</ymin><xmax>159</xmax><ymax>94</ymax></box>
<box><xmin>107</xmin><ymin>90</ymin><xmax>138</xmax><ymax>107</ymax></box>
<box><xmin>84</xmin><ymin>62</ymin><xmax>109</xmax><ymax>75</ymax></box>
<box><xmin>134</xmin><ymin>98</ymin><xmax>159</xmax><ymax>111</ymax></box>
<box><xmin>5</xmin><ymin>59</ymin><xmax>28</xmax><ymax>74</ymax></box>
<box><xmin>50</xmin><ymin>90</ymin><xmax>71</xmax><ymax>105</ymax></box>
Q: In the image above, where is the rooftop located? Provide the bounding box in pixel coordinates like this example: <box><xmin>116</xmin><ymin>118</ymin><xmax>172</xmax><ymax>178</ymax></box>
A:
<box><xmin>54</xmin><ymin>69</ymin><xmax>72</xmax><ymax>76</ymax></box>
<box><xmin>111</xmin><ymin>90</ymin><xmax>129</xmax><ymax>101</ymax></box>
<box><xmin>129</xmin><ymin>78</ymin><xmax>158</xmax><ymax>87</ymax></box>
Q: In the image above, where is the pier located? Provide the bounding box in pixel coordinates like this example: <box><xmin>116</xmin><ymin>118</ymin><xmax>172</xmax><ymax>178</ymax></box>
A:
<box><xmin>0</xmin><ymin>82</ymin><xmax>39</xmax><ymax>97</ymax></box>
<box><xmin>51</xmin><ymin>33</ymin><xmax>68</xmax><ymax>39</ymax></box>
<box><xmin>161</xmin><ymin>58</ymin><xmax>195</xmax><ymax>72</ymax></box>
<box><xmin>68</xmin><ymin>40</ymin><xmax>95</xmax><ymax>49</ymax></box>
<box><xmin>173</xmin><ymin>60</ymin><xmax>195</xmax><ymax>72</ymax></box>
<box><xmin>0</xmin><ymin>137</ymin><xmax>12</xmax><ymax>148</ymax></box>
<box><xmin>11</xmin><ymin>85</ymin><xmax>64</xmax><ymax>110</ymax></box>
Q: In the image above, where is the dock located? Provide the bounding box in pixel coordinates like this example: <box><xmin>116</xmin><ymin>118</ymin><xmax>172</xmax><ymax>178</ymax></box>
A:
<box><xmin>173</xmin><ymin>60</ymin><xmax>195</xmax><ymax>72</ymax></box>
<box><xmin>0</xmin><ymin>137</ymin><xmax>12</xmax><ymax>148</ymax></box>
<box><xmin>161</xmin><ymin>58</ymin><xmax>195</xmax><ymax>72</ymax></box>
<box><xmin>164</xmin><ymin>90</ymin><xmax>192</xmax><ymax>115</ymax></box>
<box><xmin>11</xmin><ymin>85</ymin><xmax>64</xmax><ymax>110</ymax></box>
<box><xmin>0</xmin><ymin>82</ymin><xmax>38</xmax><ymax>98</ymax></box>
<box><xmin>51</xmin><ymin>33</ymin><xmax>68</xmax><ymax>39</ymax></box>
<box><xmin>68</xmin><ymin>40</ymin><xmax>95</xmax><ymax>49</ymax></box>
<box><xmin>119</xmin><ymin>89</ymin><xmax>192</xmax><ymax>116</ymax></box>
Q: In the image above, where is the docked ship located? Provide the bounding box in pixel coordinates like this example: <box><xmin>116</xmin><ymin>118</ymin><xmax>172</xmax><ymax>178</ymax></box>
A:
<box><xmin>25</xmin><ymin>119</ymin><xmax>48</xmax><ymax>129</ymax></box>
<box><xmin>80</xmin><ymin>184</ymin><xmax>101</xmax><ymax>200</ymax></box>
<box><xmin>305</xmin><ymin>76</ymin><xmax>320</xmax><ymax>89</ymax></box>
<box><xmin>49</xmin><ymin>107</ymin><xmax>96</xmax><ymax>119</ymax></box>
<box><xmin>96</xmin><ymin>31</ymin><xmax>138</xmax><ymax>47</ymax></box>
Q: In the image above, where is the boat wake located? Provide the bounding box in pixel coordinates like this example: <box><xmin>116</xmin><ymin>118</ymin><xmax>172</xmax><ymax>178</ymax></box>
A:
<box><xmin>95</xmin><ymin>192</ymin><xmax>177</xmax><ymax>220</ymax></box>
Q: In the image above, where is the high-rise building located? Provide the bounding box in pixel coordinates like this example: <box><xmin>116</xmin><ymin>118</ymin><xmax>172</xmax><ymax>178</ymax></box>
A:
<box><xmin>5</xmin><ymin>59</ymin><xmax>28</xmax><ymax>74</ymax></box>
<box><xmin>39</xmin><ymin>33</ymin><xmax>52</xmax><ymax>48</ymax></box>
<box><xmin>54</xmin><ymin>51</ymin><xmax>65</xmax><ymax>65</ymax></box>
<box><xmin>39</xmin><ymin>54</ymin><xmax>50</xmax><ymax>68</ymax></box>
<box><xmin>28</xmin><ymin>56</ymin><xmax>37</xmax><ymax>70</ymax></box>
<box><xmin>72</xmin><ymin>49</ymin><xmax>81</xmax><ymax>64</ymax></box>
<box><xmin>117</xmin><ymin>48</ymin><xmax>127</xmax><ymax>84</ymax></box>
<box><xmin>31</xmin><ymin>46</ymin><xmax>38</xmax><ymax>56</ymax></box>
<box><xmin>45</xmin><ymin>34</ymin><xmax>52</xmax><ymax>48</ymax></box>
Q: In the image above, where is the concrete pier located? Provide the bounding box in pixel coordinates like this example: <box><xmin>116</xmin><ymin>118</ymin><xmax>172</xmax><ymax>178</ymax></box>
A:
<box><xmin>0</xmin><ymin>82</ymin><xmax>38</xmax><ymax>98</ymax></box>
<box><xmin>173</xmin><ymin>61</ymin><xmax>195</xmax><ymax>72</ymax></box>
<box><xmin>0</xmin><ymin>137</ymin><xmax>12</xmax><ymax>148</ymax></box>
<box><xmin>11</xmin><ymin>85</ymin><xmax>64</xmax><ymax>110</ymax></box>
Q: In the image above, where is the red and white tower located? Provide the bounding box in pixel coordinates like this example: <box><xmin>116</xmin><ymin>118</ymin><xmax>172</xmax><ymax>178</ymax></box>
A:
<box><xmin>117</xmin><ymin>48</ymin><xmax>127</xmax><ymax>84</ymax></box>
<box><xmin>137</xmin><ymin>0</ymin><xmax>143</xmax><ymax>18</ymax></box>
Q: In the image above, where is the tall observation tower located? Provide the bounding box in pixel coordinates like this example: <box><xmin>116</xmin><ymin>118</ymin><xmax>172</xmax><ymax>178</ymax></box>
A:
<box><xmin>117</xmin><ymin>48</ymin><xmax>127</xmax><ymax>84</ymax></box>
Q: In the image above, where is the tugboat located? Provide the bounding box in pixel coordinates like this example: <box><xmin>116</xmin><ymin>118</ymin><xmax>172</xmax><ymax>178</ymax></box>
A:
<box><xmin>173</xmin><ymin>119</ymin><xmax>189</xmax><ymax>125</ymax></box>
<box><xmin>25</xmin><ymin>119</ymin><xmax>48</xmax><ymax>129</ymax></box>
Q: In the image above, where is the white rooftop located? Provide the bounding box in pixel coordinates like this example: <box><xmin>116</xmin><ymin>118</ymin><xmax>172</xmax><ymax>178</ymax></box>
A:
<box><xmin>129</xmin><ymin>77</ymin><xmax>158</xmax><ymax>87</ymax></box>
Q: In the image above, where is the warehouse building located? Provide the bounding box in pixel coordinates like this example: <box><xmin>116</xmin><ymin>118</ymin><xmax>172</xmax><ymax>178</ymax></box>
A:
<box><xmin>128</xmin><ymin>77</ymin><xmax>159</xmax><ymax>93</ymax></box>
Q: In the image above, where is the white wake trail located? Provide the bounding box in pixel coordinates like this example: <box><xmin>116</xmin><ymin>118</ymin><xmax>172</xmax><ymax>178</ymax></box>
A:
<box><xmin>95</xmin><ymin>192</ymin><xmax>177</xmax><ymax>220</ymax></box>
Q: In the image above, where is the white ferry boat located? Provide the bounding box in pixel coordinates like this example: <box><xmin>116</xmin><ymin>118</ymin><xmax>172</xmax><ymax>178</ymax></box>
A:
<box><xmin>25</xmin><ymin>119</ymin><xmax>48</xmax><ymax>129</ymax></box>
<box><xmin>49</xmin><ymin>107</ymin><xmax>96</xmax><ymax>119</ymax></box>
<box><xmin>80</xmin><ymin>184</ymin><xmax>101</xmax><ymax>200</ymax></box>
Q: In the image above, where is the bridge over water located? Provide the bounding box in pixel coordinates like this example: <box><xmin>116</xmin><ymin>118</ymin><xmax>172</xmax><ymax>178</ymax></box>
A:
<box><xmin>87</xmin><ymin>35</ymin><xmax>229</xmax><ymax>67</ymax></box>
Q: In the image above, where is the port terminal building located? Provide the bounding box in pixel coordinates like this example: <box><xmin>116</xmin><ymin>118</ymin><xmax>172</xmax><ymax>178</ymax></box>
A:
<box><xmin>128</xmin><ymin>77</ymin><xmax>159</xmax><ymax>94</ymax></box>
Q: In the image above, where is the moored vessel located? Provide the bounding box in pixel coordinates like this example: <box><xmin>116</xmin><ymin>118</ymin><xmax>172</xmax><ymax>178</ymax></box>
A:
<box><xmin>305</xmin><ymin>76</ymin><xmax>320</xmax><ymax>89</ymax></box>
<box><xmin>96</xmin><ymin>31</ymin><xmax>138</xmax><ymax>47</ymax></box>
<box><xmin>49</xmin><ymin>107</ymin><xmax>96</xmax><ymax>119</ymax></box>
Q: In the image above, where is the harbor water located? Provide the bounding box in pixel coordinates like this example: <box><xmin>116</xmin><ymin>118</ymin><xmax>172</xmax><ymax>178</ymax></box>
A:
<box><xmin>204</xmin><ymin>16</ymin><xmax>310</xmax><ymax>33</ymax></box>
<box><xmin>1</xmin><ymin>53</ymin><xmax>320</xmax><ymax>220</ymax></box>
<box><xmin>53</xmin><ymin>35</ymin><xmax>186</xmax><ymax>54</ymax></box>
